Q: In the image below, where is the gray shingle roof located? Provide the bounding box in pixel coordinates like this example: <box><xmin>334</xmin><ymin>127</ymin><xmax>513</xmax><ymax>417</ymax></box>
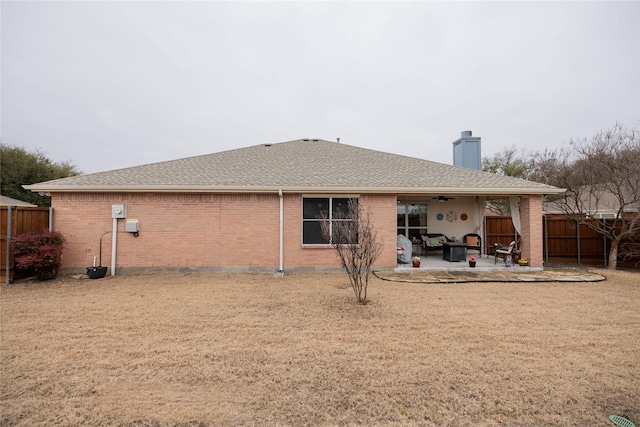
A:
<box><xmin>25</xmin><ymin>139</ymin><xmax>564</xmax><ymax>195</ymax></box>
<box><xmin>0</xmin><ymin>195</ymin><xmax>38</xmax><ymax>207</ymax></box>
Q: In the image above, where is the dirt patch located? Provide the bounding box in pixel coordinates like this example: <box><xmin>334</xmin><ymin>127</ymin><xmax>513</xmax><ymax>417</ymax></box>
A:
<box><xmin>1</xmin><ymin>270</ymin><xmax>639</xmax><ymax>426</ymax></box>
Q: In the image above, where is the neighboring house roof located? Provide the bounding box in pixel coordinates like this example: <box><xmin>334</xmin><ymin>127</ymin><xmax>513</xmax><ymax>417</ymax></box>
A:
<box><xmin>544</xmin><ymin>184</ymin><xmax>638</xmax><ymax>216</ymax></box>
<box><xmin>25</xmin><ymin>139</ymin><xmax>565</xmax><ymax>196</ymax></box>
<box><xmin>0</xmin><ymin>195</ymin><xmax>38</xmax><ymax>207</ymax></box>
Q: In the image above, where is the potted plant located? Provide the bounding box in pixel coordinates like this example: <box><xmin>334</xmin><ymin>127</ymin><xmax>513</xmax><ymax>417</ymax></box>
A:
<box><xmin>87</xmin><ymin>265</ymin><xmax>107</xmax><ymax>279</ymax></box>
<box><xmin>469</xmin><ymin>256</ymin><xmax>476</xmax><ymax>267</ymax></box>
<box><xmin>87</xmin><ymin>232</ymin><xmax>109</xmax><ymax>279</ymax></box>
<box><xmin>518</xmin><ymin>257</ymin><xmax>529</xmax><ymax>267</ymax></box>
<box><xmin>412</xmin><ymin>256</ymin><xmax>421</xmax><ymax>268</ymax></box>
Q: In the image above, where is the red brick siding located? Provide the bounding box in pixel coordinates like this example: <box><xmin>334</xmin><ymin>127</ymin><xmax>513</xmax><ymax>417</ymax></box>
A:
<box><xmin>52</xmin><ymin>192</ymin><xmax>398</xmax><ymax>273</ymax></box>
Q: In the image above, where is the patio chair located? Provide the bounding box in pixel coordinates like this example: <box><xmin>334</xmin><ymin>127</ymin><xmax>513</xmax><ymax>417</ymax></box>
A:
<box><xmin>462</xmin><ymin>233</ymin><xmax>482</xmax><ymax>255</ymax></box>
<box><xmin>494</xmin><ymin>240</ymin><xmax>516</xmax><ymax>264</ymax></box>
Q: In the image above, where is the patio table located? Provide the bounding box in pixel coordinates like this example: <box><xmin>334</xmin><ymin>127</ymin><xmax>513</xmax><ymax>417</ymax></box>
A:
<box><xmin>443</xmin><ymin>242</ymin><xmax>467</xmax><ymax>262</ymax></box>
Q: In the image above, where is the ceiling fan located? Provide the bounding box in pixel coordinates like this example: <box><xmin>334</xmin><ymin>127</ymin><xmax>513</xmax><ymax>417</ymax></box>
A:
<box><xmin>433</xmin><ymin>196</ymin><xmax>455</xmax><ymax>202</ymax></box>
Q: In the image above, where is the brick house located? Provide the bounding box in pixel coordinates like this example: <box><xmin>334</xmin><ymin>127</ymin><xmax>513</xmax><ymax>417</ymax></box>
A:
<box><xmin>25</xmin><ymin>139</ymin><xmax>564</xmax><ymax>274</ymax></box>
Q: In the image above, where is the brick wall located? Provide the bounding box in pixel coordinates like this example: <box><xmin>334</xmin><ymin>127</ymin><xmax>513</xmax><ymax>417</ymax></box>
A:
<box><xmin>52</xmin><ymin>192</ymin><xmax>398</xmax><ymax>274</ymax></box>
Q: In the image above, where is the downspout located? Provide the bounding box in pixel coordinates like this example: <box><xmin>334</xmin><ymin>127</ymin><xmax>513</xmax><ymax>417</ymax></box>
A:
<box><xmin>111</xmin><ymin>218</ymin><xmax>117</xmax><ymax>276</ymax></box>
<box><xmin>275</xmin><ymin>189</ymin><xmax>284</xmax><ymax>277</ymax></box>
<box><xmin>48</xmin><ymin>207</ymin><xmax>53</xmax><ymax>231</ymax></box>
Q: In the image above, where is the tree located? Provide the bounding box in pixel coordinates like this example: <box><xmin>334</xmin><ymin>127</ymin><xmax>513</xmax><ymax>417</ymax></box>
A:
<box><xmin>539</xmin><ymin>124</ymin><xmax>640</xmax><ymax>269</ymax></box>
<box><xmin>319</xmin><ymin>199</ymin><xmax>382</xmax><ymax>305</ymax></box>
<box><xmin>0</xmin><ymin>144</ymin><xmax>80</xmax><ymax>207</ymax></box>
<box><xmin>482</xmin><ymin>146</ymin><xmax>537</xmax><ymax>215</ymax></box>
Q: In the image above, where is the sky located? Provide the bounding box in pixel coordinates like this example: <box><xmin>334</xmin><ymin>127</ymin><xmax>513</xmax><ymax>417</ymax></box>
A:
<box><xmin>2</xmin><ymin>1</ymin><xmax>639</xmax><ymax>175</ymax></box>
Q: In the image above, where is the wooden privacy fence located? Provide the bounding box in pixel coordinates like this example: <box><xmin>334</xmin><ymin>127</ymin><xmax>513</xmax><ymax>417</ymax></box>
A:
<box><xmin>1</xmin><ymin>206</ymin><xmax>51</xmax><ymax>282</ymax></box>
<box><xmin>485</xmin><ymin>215</ymin><xmax>640</xmax><ymax>269</ymax></box>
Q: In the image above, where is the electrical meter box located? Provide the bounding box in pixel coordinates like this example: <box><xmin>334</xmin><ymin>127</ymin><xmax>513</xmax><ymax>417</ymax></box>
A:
<box><xmin>112</xmin><ymin>204</ymin><xmax>126</xmax><ymax>219</ymax></box>
<box><xmin>125</xmin><ymin>219</ymin><xmax>139</xmax><ymax>233</ymax></box>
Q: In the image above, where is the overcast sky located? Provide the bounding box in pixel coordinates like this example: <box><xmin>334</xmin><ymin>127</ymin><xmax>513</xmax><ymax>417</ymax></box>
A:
<box><xmin>2</xmin><ymin>1</ymin><xmax>639</xmax><ymax>175</ymax></box>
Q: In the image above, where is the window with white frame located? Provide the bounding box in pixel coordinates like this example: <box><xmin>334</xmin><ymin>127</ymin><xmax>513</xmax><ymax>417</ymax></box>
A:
<box><xmin>302</xmin><ymin>197</ymin><xmax>358</xmax><ymax>245</ymax></box>
<box><xmin>397</xmin><ymin>203</ymin><xmax>428</xmax><ymax>241</ymax></box>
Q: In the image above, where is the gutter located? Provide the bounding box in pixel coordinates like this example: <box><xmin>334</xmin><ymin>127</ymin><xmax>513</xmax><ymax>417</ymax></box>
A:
<box><xmin>23</xmin><ymin>184</ymin><xmax>567</xmax><ymax>196</ymax></box>
<box><xmin>275</xmin><ymin>189</ymin><xmax>284</xmax><ymax>278</ymax></box>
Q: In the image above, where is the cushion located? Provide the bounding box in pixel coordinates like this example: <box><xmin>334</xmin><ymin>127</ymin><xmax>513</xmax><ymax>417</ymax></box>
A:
<box><xmin>466</xmin><ymin>236</ymin><xmax>478</xmax><ymax>246</ymax></box>
<box><xmin>437</xmin><ymin>236</ymin><xmax>447</xmax><ymax>245</ymax></box>
<box><xmin>428</xmin><ymin>237</ymin><xmax>440</xmax><ymax>246</ymax></box>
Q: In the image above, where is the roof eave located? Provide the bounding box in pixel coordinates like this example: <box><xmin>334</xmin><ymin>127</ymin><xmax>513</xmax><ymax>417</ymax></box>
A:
<box><xmin>24</xmin><ymin>184</ymin><xmax>567</xmax><ymax>196</ymax></box>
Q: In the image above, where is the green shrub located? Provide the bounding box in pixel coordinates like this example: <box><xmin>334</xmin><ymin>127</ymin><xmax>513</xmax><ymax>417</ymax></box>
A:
<box><xmin>9</xmin><ymin>230</ymin><xmax>67</xmax><ymax>280</ymax></box>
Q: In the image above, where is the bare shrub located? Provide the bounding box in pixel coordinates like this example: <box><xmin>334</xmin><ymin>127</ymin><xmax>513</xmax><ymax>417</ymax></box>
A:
<box><xmin>318</xmin><ymin>198</ymin><xmax>382</xmax><ymax>304</ymax></box>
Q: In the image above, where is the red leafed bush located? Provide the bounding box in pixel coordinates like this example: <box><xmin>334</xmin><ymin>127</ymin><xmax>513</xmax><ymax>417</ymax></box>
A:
<box><xmin>9</xmin><ymin>230</ymin><xmax>67</xmax><ymax>280</ymax></box>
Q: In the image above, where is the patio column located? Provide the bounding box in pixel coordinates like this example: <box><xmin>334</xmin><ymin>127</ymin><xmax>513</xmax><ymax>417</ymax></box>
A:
<box><xmin>519</xmin><ymin>195</ymin><xmax>544</xmax><ymax>268</ymax></box>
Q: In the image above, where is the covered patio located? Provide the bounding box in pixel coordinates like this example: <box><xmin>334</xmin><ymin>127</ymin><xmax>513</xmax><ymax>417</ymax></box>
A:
<box><xmin>396</xmin><ymin>250</ymin><xmax>536</xmax><ymax>272</ymax></box>
<box><xmin>395</xmin><ymin>191</ymin><xmax>545</xmax><ymax>269</ymax></box>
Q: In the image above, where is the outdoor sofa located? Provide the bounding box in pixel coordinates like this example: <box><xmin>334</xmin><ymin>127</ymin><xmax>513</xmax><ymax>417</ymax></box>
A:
<box><xmin>421</xmin><ymin>233</ymin><xmax>454</xmax><ymax>255</ymax></box>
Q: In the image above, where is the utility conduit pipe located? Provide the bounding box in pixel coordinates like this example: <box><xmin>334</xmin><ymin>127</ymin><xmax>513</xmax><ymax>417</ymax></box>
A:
<box><xmin>111</xmin><ymin>218</ymin><xmax>117</xmax><ymax>276</ymax></box>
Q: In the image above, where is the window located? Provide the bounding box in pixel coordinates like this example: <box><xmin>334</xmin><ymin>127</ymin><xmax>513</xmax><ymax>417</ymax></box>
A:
<box><xmin>591</xmin><ymin>213</ymin><xmax>617</xmax><ymax>219</ymax></box>
<box><xmin>302</xmin><ymin>197</ymin><xmax>357</xmax><ymax>245</ymax></box>
<box><xmin>397</xmin><ymin>203</ymin><xmax>427</xmax><ymax>241</ymax></box>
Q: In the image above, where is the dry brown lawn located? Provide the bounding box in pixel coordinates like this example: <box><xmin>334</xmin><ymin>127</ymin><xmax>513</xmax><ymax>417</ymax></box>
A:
<box><xmin>1</xmin><ymin>269</ymin><xmax>639</xmax><ymax>426</ymax></box>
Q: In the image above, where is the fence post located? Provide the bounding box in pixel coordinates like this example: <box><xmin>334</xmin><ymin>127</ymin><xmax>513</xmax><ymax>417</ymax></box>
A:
<box><xmin>543</xmin><ymin>215</ymin><xmax>548</xmax><ymax>263</ymax></box>
<box><xmin>5</xmin><ymin>206</ymin><xmax>12</xmax><ymax>284</ymax></box>
<box><xmin>603</xmin><ymin>234</ymin><xmax>608</xmax><ymax>266</ymax></box>
<box><xmin>576</xmin><ymin>219</ymin><xmax>581</xmax><ymax>264</ymax></box>
<box><xmin>483</xmin><ymin>215</ymin><xmax>487</xmax><ymax>257</ymax></box>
